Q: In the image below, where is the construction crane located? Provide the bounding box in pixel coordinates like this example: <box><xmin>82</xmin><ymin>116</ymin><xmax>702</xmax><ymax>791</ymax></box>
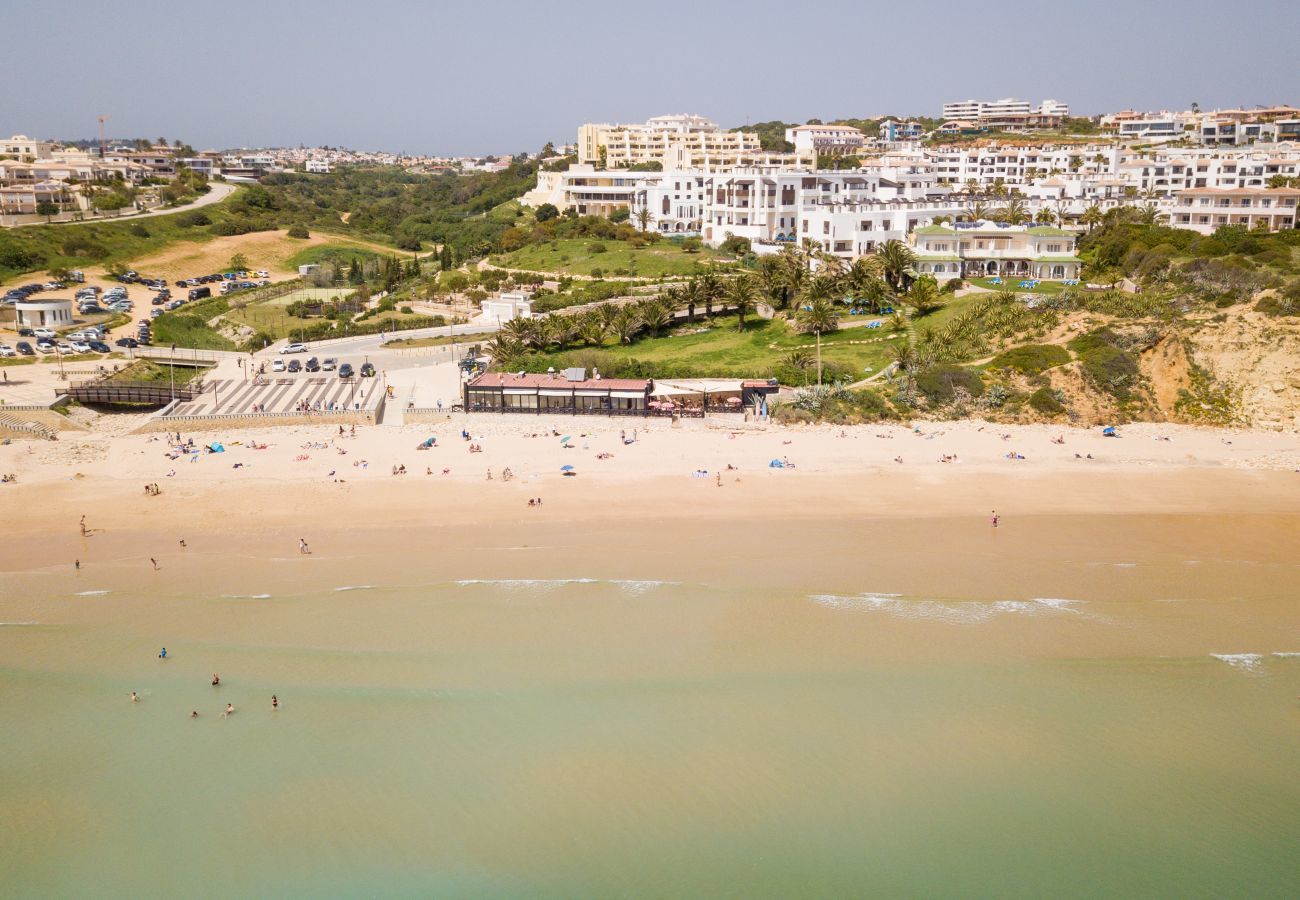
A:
<box><xmin>97</xmin><ymin>114</ymin><xmax>111</xmax><ymax>157</ymax></box>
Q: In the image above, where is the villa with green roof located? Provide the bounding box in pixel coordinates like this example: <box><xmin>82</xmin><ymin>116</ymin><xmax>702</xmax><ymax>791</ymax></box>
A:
<box><xmin>910</xmin><ymin>221</ymin><xmax>1082</xmax><ymax>281</ymax></box>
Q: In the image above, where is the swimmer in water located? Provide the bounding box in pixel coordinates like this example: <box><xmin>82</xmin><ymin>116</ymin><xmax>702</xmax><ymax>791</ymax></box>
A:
<box><xmin>131</xmin><ymin>691</ymin><xmax>138</xmax><ymax>702</ymax></box>
<box><xmin>190</xmin><ymin>710</ymin><xmax>199</xmax><ymax>718</ymax></box>
<box><xmin>211</xmin><ymin>673</ymin><xmax>220</xmax><ymax>686</ymax></box>
<box><xmin>158</xmin><ymin>647</ymin><xmax>167</xmax><ymax>659</ymax></box>
<box><xmin>225</xmin><ymin>703</ymin><xmax>234</xmax><ymax>716</ymax></box>
<box><xmin>271</xmin><ymin>695</ymin><xmax>278</xmax><ymax>710</ymax></box>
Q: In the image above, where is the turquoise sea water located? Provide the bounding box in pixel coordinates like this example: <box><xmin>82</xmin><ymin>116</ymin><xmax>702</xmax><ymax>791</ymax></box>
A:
<box><xmin>3</xmin><ymin>526</ymin><xmax>1299</xmax><ymax>897</ymax></box>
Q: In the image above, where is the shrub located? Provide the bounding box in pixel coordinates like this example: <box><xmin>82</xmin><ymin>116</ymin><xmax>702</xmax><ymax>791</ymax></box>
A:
<box><xmin>681</xmin><ymin>237</ymin><xmax>703</xmax><ymax>253</ymax></box>
<box><xmin>286</xmin><ymin>224</ymin><xmax>310</xmax><ymax>239</ymax></box>
<box><xmin>589</xmin><ymin>267</ymin><xmax>604</xmax><ymax>279</ymax></box>
<box><xmin>1028</xmin><ymin>387</ymin><xmax>1065</xmax><ymax>414</ymax></box>
<box><xmin>399</xmin><ymin>305</ymin><xmax>413</xmax><ymax>314</ymax></box>
<box><xmin>916</xmin><ymin>364</ymin><xmax>984</xmax><ymax>403</ymax></box>
<box><xmin>1069</xmin><ymin>328</ymin><xmax>1139</xmax><ymax>400</ymax></box>
<box><xmin>129</xmin><ymin>223</ymin><xmax>150</xmax><ymax>237</ymax></box>
<box><xmin>177</xmin><ymin>211</ymin><xmax>210</xmax><ymax>227</ymax></box>
<box><xmin>990</xmin><ymin>344</ymin><xmax>1071</xmax><ymax>375</ymax></box>
<box><xmin>587</xmin><ymin>242</ymin><xmax>607</xmax><ymax>254</ymax></box>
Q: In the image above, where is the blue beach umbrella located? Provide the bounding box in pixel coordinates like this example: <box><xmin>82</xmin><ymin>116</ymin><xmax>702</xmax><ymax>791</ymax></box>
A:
<box><xmin>560</xmin><ymin>464</ymin><xmax>575</xmax><ymax>472</ymax></box>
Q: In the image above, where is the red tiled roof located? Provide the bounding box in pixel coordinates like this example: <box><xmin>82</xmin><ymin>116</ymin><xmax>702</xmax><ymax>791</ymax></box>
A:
<box><xmin>469</xmin><ymin>372</ymin><xmax>651</xmax><ymax>391</ymax></box>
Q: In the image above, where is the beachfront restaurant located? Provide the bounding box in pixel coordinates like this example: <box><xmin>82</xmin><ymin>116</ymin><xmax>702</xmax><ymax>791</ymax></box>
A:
<box><xmin>464</xmin><ymin>370</ymin><xmax>653</xmax><ymax>415</ymax></box>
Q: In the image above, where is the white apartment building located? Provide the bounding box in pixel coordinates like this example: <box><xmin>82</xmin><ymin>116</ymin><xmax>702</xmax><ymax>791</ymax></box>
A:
<box><xmin>305</xmin><ymin>159</ymin><xmax>333</xmax><ymax>174</ymax></box>
<box><xmin>940</xmin><ymin>99</ymin><xmax>1069</xmax><ymax>129</ymax></box>
<box><xmin>911</xmin><ymin>222</ymin><xmax>1082</xmax><ymax>281</ymax></box>
<box><xmin>1</xmin><ymin>135</ymin><xmax>59</xmax><ymax>161</ymax></box>
<box><xmin>522</xmin><ymin>165</ymin><xmax>663</xmax><ymax>217</ymax></box>
<box><xmin>1167</xmin><ymin>187</ymin><xmax>1300</xmax><ymax>234</ymax></box>
<box><xmin>576</xmin><ymin>115</ymin><xmax>789</xmax><ymax>169</ymax></box>
<box><xmin>624</xmin><ymin>166</ymin><xmax>964</xmax><ymax>260</ymax></box>
<box><xmin>785</xmin><ymin>124</ymin><xmax>866</xmax><ymax>157</ymax></box>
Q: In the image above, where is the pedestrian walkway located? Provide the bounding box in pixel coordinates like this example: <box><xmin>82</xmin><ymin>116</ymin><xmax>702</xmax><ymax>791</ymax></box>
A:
<box><xmin>165</xmin><ymin>375</ymin><xmax>383</xmax><ymax>417</ymax></box>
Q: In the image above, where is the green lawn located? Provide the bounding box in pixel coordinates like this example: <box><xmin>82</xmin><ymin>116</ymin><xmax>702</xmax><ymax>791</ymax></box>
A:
<box><xmin>491</xmin><ymin>239</ymin><xmax>733</xmax><ymax>278</ymax></box>
<box><xmin>284</xmin><ymin>243</ymin><xmax>386</xmax><ymax>270</ymax></box>
<box><xmin>968</xmin><ymin>276</ymin><xmax>1070</xmax><ymax>295</ymax></box>
<box><xmin>529</xmin><ymin>313</ymin><xmax>901</xmax><ymax>379</ymax></box>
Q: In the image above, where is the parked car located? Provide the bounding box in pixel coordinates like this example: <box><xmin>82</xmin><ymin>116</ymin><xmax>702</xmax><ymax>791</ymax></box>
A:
<box><xmin>287</xmin><ymin>359</ymin><xmax>302</xmax><ymax>373</ymax></box>
<box><xmin>360</xmin><ymin>362</ymin><xmax>376</xmax><ymax>378</ymax></box>
<box><xmin>321</xmin><ymin>358</ymin><xmax>337</xmax><ymax>371</ymax></box>
<box><xmin>32</xmin><ymin>328</ymin><xmax>57</xmax><ymax>339</ymax></box>
<box><xmin>305</xmin><ymin>357</ymin><xmax>320</xmax><ymax>372</ymax></box>
<box><xmin>16</xmin><ymin>342</ymin><xmax>35</xmax><ymax>355</ymax></box>
<box><xmin>188</xmin><ymin>287</ymin><xmax>211</xmax><ymax>300</ymax></box>
<box><xmin>271</xmin><ymin>359</ymin><xmax>286</xmax><ymax>373</ymax></box>
<box><xmin>280</xmin><ymin>342</ymin><xmax>308</xmax><ymax>354</ymax></box>
<box><xmin>36</xmin><ymin>341</ymin><xmax>55</xmax><ymax>353</ymax></box>
<box><xmin>43</xmin><ymin>281</ymin><xmax>65</xmax><ymax>290</ymax></box>
<box><xmin>115</xmin><ymin>337</ymin><xmax>139</xmax><ymax>348</ymax></box>
<box><xmin>88</xmin><ymin>341</ymin><xmax>111</xmax><ymax>353</ymax></box>
<box><xmin>17</xmin><ymin>328</ymin><xmax>34</xmax><ymax>337</ymax></box>
<box><xmin>0</xmin><ymin>344</ymin><xmax>15</xmax><ymax>357</ymax></box>
<box><xmin>150</xmin><ymin>309</ymin><xmax>163</xmax><ymax>318</ymax></box>
<box><xmin>338</xmin><ymin>363</ymin><xmax>355</xmax><ymax>379</ymax></box>
<box><xmin>69</xmin><ymin>341</ymin><xmax>92</xmax><ymax>353</ymax></box>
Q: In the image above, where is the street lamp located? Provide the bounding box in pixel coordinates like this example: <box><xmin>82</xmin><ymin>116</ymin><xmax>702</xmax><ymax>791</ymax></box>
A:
<box><xmin>169</xmin><ymin>344</ymin><xmax>175</xmax><ymax>401</ymax></box>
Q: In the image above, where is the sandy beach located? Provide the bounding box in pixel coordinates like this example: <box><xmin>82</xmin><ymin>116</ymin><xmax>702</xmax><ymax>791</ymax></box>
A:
<box><xmin>4</xmin><ymin>415</ymin><xmax>1300</xmax><ymax>897</ymax></box>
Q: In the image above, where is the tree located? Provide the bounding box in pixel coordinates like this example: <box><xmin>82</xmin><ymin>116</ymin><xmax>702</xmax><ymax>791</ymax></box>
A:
<box><xmin>681</xmin><ymin>236</ymin><xmax>703</xmax><ymax>253</ymax></box>
<box><xmin>696</xmin><ymin>271</ymin><xmax>723</xmax><ymax>317</ymax></box>
<box><xmin>726</xmin><ymin>274</ymin><xmax>759</xmax><ymax>330</ymax></box>
<box><xmin>997</xmin><ymin>197</ymin><xmax>1030</xmax><ymax>225</ymax></box>
<box><xmin>1081</xmin><ymin>203</ymin><xmax>1105</xmax><ymax>232</ymax></box>
<box><xmin>1034</xmin><ymin>208</ymin><xmax>1056</xmax><ymax>226</ymax></box>
<box><xmin>633</xmin><ymin>206</ymin><xmax>655</xmax><ymax>233</ymax></box>
<box><xmin>794</xmin><ymin>280</ymin><xmax>840</xmax><ymax>386</ymax></box>
<box><xmin>439</xmin><ymin>244</ymin><xmax>453</xmax><ymax>271</ymax></box>
<box><xmin>637</xmin><ymin>299</ymin><xmax>672</xmax><ymax>335</ymax></box>
<box><xmin>228</xmin><ymin>253</ymin><xmax>249</xmax><ymax>272</ymax></box>
<box><xmin>964</xmin><ymin>201</ymin><xmax>990</xmax><ymax>222</ymax></box>
<box><xmin>35</xmin><ymin>200</ymin><xmax>58</xmax><ymax>223</ymax></box>
<box><xmin>611</xmin><ymin>306</ymin><xmax>641</xmax><ymax>344</ymax></box>
<box><xmin>534</xmin><ymin>203</ymin><xmax>559</xmax><ymax>222</ymax></box>
<box><xmin>906</xmin><ymin>275</ymin><xmax>943</xmax><ymax>315</ymax></box>
<box><xmin>875</xmin><ymin>240</ymin><xmax>916</xmax><ymax>293</ymax></box>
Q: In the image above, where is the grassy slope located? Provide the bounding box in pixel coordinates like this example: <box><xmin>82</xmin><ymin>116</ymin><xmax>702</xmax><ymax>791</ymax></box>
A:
<box><xmin>0</xmin><ymin>188</ymin><xmax>245</xmax><ymax>282</ymax></box>
<box><xmin>528</xmin><ymin>313</ymin><xmax>901</xmax><ymax>378</ymax></box>
<box><xmin>491</xmin><ymin>238</ymin><xmax>728</xmax><ymax>277</ymax></box>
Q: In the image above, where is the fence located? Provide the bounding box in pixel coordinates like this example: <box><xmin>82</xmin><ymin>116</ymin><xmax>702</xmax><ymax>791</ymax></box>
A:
<box><xmin>67</xmin><ymin>378</ymin><xmax>196</xmax><ymax>405</ymax></box>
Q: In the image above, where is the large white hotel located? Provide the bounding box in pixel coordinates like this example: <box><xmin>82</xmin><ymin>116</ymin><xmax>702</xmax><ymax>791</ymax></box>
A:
<box><xmin>521</xmin><ymin>111</ymin><xmax>1300</xmax><ymax>272</ymax></box>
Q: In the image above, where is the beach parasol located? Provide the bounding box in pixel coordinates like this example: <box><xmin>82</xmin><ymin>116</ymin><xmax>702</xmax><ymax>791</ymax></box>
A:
<box><xmin>560</xmin><ymin>464</ymin><xmax>575</xmax><ymax>471</ymax></box>
<box><xmin>560</xmin><ymin>435</ymin><xmax>572</xmax><ymax>444</ymax></box>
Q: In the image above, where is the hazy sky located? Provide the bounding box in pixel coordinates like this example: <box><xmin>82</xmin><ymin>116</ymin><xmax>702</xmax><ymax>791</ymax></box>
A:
<box><xmin>5</xmin><ymin>0</ymin><xmax>1297</xmax><ymax>155</ymax></box>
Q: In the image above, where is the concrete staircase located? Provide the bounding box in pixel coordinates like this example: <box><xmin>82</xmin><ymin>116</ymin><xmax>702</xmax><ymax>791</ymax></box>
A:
<box><xmin>0</xmin><ymin>413</ymin><xmax>58</xmax><ymax>440</ymax></box>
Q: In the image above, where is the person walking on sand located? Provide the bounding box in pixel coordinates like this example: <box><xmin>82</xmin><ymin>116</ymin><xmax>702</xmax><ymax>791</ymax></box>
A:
<box><xmin>990</xmin><ymin>510</ymin><xmax>1000</xmax><ymax>528</ymax></box>
<box><xmin>178</xmin><ymin>538</ymin><xmax>187</xmax><ymax>549</ymax></box>
<box><xmin>75</xmin><ymin>559</ymin><xmax>80</xmax><ymax>570</ymax></box>
<box><xmin>150</xmin><ymin>558</ymin><xmax>159</xmax><ymax>570</ymax></box>
<box><xmin>299</xmin><ymin>538</ymin><xmax>311</xmax><ymax>555</ymax></box>
<box><xmin>80</xmin><ymin>515</ymin><xmax>87</xmax><ymax>537</ymax></box>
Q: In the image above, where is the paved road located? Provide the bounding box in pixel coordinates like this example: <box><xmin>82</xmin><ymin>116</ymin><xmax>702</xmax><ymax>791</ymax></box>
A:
<box><xmin>1</xmin><ymin>182</ymin><xmax>236</xmax><ymax>229</ymax></box>
<box><xmin>256</xmin><ymin>322</ymin><xmax>500</xmax><ymax>362</ymax></box>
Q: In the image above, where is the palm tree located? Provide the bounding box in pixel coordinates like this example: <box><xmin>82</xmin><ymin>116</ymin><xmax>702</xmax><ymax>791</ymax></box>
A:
<box><xmin>637</xmin><ymin>299</ymin><xmax>672</xmax><ymax>336</ymax></box>
<box><xmin>964</xmin><ymin>200</ymin><xmax>991</xmax><ymax>222</ymax></box>
<box><xmin>1034</xmin><ymin>208</ymin><xmax>1057</xmax><ymax>226</ymax></box>
<box><xmin>778</xmin><ymin>249</ymin><xmax>808</xmax><ymax>308</ymax></box>
<box><xmin>487</xmin><ymin>334</ymin><xmax>525</xmax><ymax>366</ymax></box>
<box><xmin>696</xmin><ymin>271</ymin><xmax>722</xmax><ymax>317</ymax></box>
<box><xmin>795</xmin><ymin>276</ymin><xmax>840</xmax><ymax>385</ymax></box>
<box><xmin>1081</xmin><ymin>203</ymin><xmax>1104</xmax><ymax>232</ymax></box>
<box><xmin>726</xmin><ymin>274</ymin><xmax>759</xmax><ymax>331</ymax></box>
<box><xmin>577</xmin><ymin>311</ymin><xmax>607</xmax><ymax>347</ymax></box>
<box><xmin>844</xmin><ymin>257</ymin><xmax>890</xmax><ymax>313</ymax></box>
<box><xmin>875</xmin><ymin>240</ymin><xmax>916</xmax><ymax>294</ymax></box>
<box><xmin>634</xmin><ymin>206</ymin><xmax>655</xmax><ymax>233</ymax></box>
<box><xmin>755</xmin><ymin>255</ymin><xmax>784</xmax><ymax>309</ymax></box>
<box><xmin>990</xmin><ymin>179</ymin><xmax>1008</xmax><ymax>199</ymax></box>
<box><xmin>907</xmin><ymin>275</ymin><xmax>944</xmax><ymax>316</ymax></box>
<box><xmin>998</xmin><ymin>197</ymin><xmax>1030</xmax><ymax>225</ymax></box>
<box><xmin>611</xmin><ymin>306</ymin><xmax>642</xmax><ymax>344</ymax></box>
<box><xmin>682</xmin><ymin>278</ymin><xmax>700</xmax><ymax>323</ymax></box>
<box><xmin>1135</xmin><ymin>203</ymin><xmax>1167</xmax><ymax>226</ymax></box>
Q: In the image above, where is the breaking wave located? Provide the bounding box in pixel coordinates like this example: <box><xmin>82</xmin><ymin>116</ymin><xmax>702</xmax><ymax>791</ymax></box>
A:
<box><xmin>810</xmin><ymin>593</ymin><xmax>1089</xmax><ymax>624</ymax></box>
<box><xmin>75</xmin><ymin>590</ymin><xmax>110</xmax><ymax>596</ymax></box>
<box><xmin>1211</xmin><ymin>653</ymin><xmax>1264</xmax><ymax>673</ymax></box>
